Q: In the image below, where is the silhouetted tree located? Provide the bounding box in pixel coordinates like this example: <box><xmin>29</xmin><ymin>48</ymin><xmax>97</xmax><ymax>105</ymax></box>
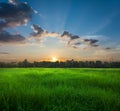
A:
<box><xmin>0</xmin><ymin>59</ymin><xmax>120</xmax><ymax>68</ymax></box>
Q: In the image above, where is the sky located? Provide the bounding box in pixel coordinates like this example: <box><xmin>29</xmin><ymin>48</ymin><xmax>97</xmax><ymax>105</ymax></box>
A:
<box><xmin>0</xmin><ymin>0</ymin><xmax>120</xmax><ymax>62</ymax></box>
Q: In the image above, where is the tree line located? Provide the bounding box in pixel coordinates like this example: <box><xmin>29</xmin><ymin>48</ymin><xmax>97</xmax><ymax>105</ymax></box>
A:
<box><xmin>0</xmin><ymin>59</ymin><xmax>120</xmax><ymax>68</ymax></box>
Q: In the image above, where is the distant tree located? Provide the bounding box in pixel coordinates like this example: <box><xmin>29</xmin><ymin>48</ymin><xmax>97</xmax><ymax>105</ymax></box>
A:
<box><xmin>18</xmin><ymin>59</ymin><xmax>29</xmax><ymax>67</ymax></box>
<box><xmin>95</xmin><ymin>61</ymin><xmax>102</xmax><ymax>68</ymax></box>
<box><xmin>0</xmin><ymin>59</ymin><xmax>120</xmax><ymax>68</ymax></box>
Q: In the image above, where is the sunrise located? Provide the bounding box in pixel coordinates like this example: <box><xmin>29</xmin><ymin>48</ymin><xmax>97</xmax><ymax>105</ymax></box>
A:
<box><xmin>0</xmin><ymin>0</ymin><xmax>120</xmax><ymax>111</ymax></box>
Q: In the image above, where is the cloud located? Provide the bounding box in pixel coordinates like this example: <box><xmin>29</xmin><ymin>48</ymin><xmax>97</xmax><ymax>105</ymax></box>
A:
<box><xmin>31</xmin><ymin>24</ymin><xmax>59</xmax><ymax>37</ymax></box>
<box><xmin>61</xmin><ymin>31</ymin><xmax>81</xmax><ymax>48</ymax></box>
<box><xmin>0</xmin><ymin>21</ymin><xmax>8</xmax><ymax>30</ymax></box>
<box><xmin>0</xmin><ymin>0</ymin><xmax>38</xmax><ymax>45</ymax></box>
<box><xmin>8</xmin><ymin>0</ymin><xmax>18</xmax><ymax>4</ymax></box>
<box><xmin>61</xmin><ymin>31</ymin><xmax>71</xmax><ymax>38</ymax></box>
<box><xmin>0</xmin><ymin>1</ymin><xmax>111</xmax><ymax>51</ymax></box>
<box><xmin>83</xmin><ymin>39</ymin><xmax>99</xmax><ymax>47</ymax></box>
<box><xmin>69</xmin><ymin>42</ymin><xmax>81</xmax><ymax>49</ymax></box>
<box><xmin>61</xmin><ymin>31</ymin><xmax>80</xmax><ymax>41</ymax></box>
<box><xmin>83</xmin><ymin>39</ymin><xmax>98</xmax><ymax>44</ymax></box>
<box><xmin>0</xmin><ymin>31</ymin><xmax>26</xmax><ymax>44</ymax></box>
<box><xmin>0</xmin><ymin>1</ymin><xmax>34</xmax><ymax>30</ymax></box>
<box><xmin>0</xmin><ymin>52</ymin><xmax>10</xmax><ymax>54</ymax></box>
<box><xmin>60</xmin><ymin>31</ymin><xmax>100</xmax><ymax>49</ymax></box>
<box><xmin>105</xmin><ymin>47</ymin><xmax>111</xmax><ymax>50</ymax></box>
<box><xmin>92</xmin><ymin>44</ymin><xmax>99</xmax><ymax>47</ymax></box>
<box><xmin>31</xmin><ymin>24</ymin><xmax>44</xmax><ymax>36</ymax></box>
<box><xmin>0</xmin><ymin>1</ymin><xmax>60</xmax><ymax>45</ymax></box>
<box><xmin>29</xmin><ymin>24</ymin><xmax>59</xmax><ymax>43</ymax></box>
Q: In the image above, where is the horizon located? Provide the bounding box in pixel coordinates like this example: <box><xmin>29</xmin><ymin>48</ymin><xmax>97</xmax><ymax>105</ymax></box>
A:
<box><xmin>0</xmin><ymin>58</ymin><xmax>119</xmax><ymax>63</ymax></box>
<box><xmin>0</xmin><ymin>0</ymin><xmax>120</xmax><ymax>62</ymax></box>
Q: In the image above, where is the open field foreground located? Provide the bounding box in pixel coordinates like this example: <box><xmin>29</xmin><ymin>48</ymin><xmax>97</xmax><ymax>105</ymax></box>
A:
<box><xmin>0</xmin><ymin>68</ymin><xmax>120</xmax><ymax>111</ymax></box>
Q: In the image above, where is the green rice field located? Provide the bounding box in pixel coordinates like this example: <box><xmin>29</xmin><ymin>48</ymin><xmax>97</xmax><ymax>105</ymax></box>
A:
<box><xmin>0</xmin><ymin>68</ymin><xmax>120</xmax><ymax>111</ymax></box>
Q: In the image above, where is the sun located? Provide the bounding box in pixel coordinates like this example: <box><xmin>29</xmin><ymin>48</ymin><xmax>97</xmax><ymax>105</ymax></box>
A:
<box><xmin>51</xmin><ymin>57</ymin><xmax>58</xmax><ymax>62</ymax></box>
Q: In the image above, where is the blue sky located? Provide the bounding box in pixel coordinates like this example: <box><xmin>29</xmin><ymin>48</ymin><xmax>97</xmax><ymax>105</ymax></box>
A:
<box><xmin>0</xmin><ymin>0</ymin><xmax>120</xmax><ymax>62</ymax></box>
<box><xmin>25</xmin><ymin>0</ymin><xmax>120</xmax><ymax>35</ymax></box>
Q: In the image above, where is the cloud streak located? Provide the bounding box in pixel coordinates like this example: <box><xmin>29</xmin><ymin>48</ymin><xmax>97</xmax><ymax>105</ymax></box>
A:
<box><xmin>29</xmin><ymin>24</ymin><xmax>60</xmax><ymax>43</ymax></box>
<box><xmin>0</xmin><ymin>52</ymin><xmax>10</xmax><ymax>54</ymax></box>
<box><xmin>60</xmin><ymin>31</ymin><xmax>100</xmax><ymax>49</ymax></box>
<box><xmin>29</xmin><ymin>25</ymin><xmax>111</xmax><ymax>50</ymax></box>
<box><xmin>0</xmin><ymin>31</ymin><xmax>26</xmax><ymax>44</ymax></box>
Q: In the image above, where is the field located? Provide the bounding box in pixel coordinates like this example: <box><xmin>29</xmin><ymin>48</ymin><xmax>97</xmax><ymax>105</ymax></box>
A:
<box><xmin>0</xmin><ymin>68</ymin><xmax>120</xmax><ymax>111</ymax></box>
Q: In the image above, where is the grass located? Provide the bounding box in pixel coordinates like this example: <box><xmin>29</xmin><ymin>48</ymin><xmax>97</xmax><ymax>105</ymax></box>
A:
<box><xmin>0</xmin><ymin>68</ymin><xmax>120</xmax><ymax>111</ymax></box>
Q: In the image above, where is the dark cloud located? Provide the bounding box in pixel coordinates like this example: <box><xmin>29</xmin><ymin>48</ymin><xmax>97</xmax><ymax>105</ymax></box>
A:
<box><xmin>61</xmin><ymin>31</ymin><xmax>79</xmax><ymax>40</ymax></box>
<box><xmin>31</xmin><ymin>24</ymin><xmax>44</xmax><ymax>36</ymax></box>
<box><xmin>81</xmin><ymin>38</ymin><xmax>99</xmax><ymax>48</ymax></box>
<box><xmin>60</xmin><ymin>31</ymin><xmax>100</xmax><ymax>49</ymax></box>
<box><xmin>84</xmin><ymin>39</ymin><xmax>99</xmax><ymax>45</ymax></box>
<box><xmin>71</xmin><ymin>35</ymin><xmax>80</xmax><ymax>40</ymax></box>
<box><xmin>61</xmin><ymin>31</ymin><xmax>71</xmax><ymax>38</ymax></box>
<box><xmin>0</xmin><ymin>21</ymin><xmax>8</xmax><ymax>30</ymax></box>
<box><xmin>0</xmin><ymin>31</ymin><xmax>26</xmax><ymax>44</ymax></box>
<box><xmin>70</xmin><ymin>42</ymin><xmax>81</xmax><ymax>49</ymax></box>
<box><xmin>0</xmin><ymin>0</ymin><xmax>34</xmax><ymax>45</ymax></box>
<box><xmin>0</xmin><ymin>52</ymin><xmax>10</xmax><ymax>54</ymax></box>
<box><xmin>92</xmin><ymin>44</ymin><xmax>99</xmax><ymax>47</ymax></box>
<box><xmin>0</xmin><ymin>1</ymin><xmax>33</xmax><ymax>30</ymax></box>
<box><xmin>61</xmin><ymin>31</ymin><xmax>80</xmax><ymax>46</ymax></box>
<box><xmin>105</xmin><ymin>47</ymin><xmax>111</xmax><ymax>50</ymax></box>
<box><xmin>30</xmin><ymin>24</ymin><xmax>59</xmax><ymax>41</ymax></box>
